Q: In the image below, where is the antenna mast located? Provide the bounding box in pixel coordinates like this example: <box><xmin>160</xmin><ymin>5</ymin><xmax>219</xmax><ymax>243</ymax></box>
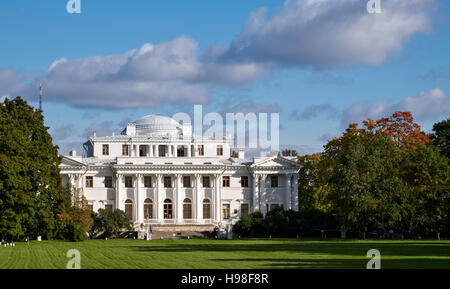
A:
<box><xmin>39</xmin><ymin>83</ymin><xmax>42</xmax><ymax>110</ymax></box>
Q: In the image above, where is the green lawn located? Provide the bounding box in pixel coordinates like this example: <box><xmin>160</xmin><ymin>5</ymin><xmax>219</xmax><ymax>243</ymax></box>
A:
<box><xmin>0</xmin><ymin>238</ymin><xmax>449</xmax><ymax>269</ymax></box>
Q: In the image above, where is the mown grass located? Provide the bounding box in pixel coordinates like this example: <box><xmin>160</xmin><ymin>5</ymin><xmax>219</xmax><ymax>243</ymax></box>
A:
<box><xmin>0</xmin><ymin>238</ymin><xmax>449</xmax><ymax>269</ymax></box>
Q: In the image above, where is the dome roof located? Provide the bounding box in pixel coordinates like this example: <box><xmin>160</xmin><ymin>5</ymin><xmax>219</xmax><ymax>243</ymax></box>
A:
<box><xmin>134</xmin><ymin>114</ymin><xmax>181</xmax><ymax>135</ymax></box>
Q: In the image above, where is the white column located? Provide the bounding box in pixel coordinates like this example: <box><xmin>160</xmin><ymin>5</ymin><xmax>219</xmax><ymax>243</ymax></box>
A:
<box><xmin>285</xmin><ymin>174</ymin><xmax>292</xmax><ymax>210</ymax></box>
<box><xmin>187</xmin><ymin>145</ymin><xmax>192</xmax><ymax>157</ymax></box>
<box><xmin>156</xmin><ymin>174</ymin><xmax>162</xmax><ymax>222</ymax></box>
<box><xmin>195</xmin><ymin>174</ymin><xmax>202</xmax><ymax>223</ymax></box>
<box><xmin>252</xmin><ymin>174</ymin><xmax>259</xmax><ymax>212</ymax></box>
<box><xmin>292</xmin><ymin>174</ymin><xmax>299</xmax><ymax>211</ymax></box>
<box><xmin>176</xmin><ymin>174</ymin><xmax>183</xmax><ymax>223</ymax></box>
<box><xmin>149</xmin><ymin>144</ymin><xmax>153</xmax><ymax>157</ymax></box>
<box><xmin>115</xmin><ymin>174</ymin><xmax>122</xmax><ymax>211</ymax></box>
<box><xmin>214</xmin><ymin>175</ymin><xmax>221</xmax><ymax>223</ymax></box>
<box><xmin>155</xmin><ymin>145</ymin><xmax>159</xmax><ymax>157</ymax></box>
<box><xmin>136</xmin><ymin>174</ymin><xmax>142</xmax><ymax>224</ymax></box>
<box><xmin>260</xmin><ymin>174</ymin><xmax>267</xmax><ymax>215</ymax></box>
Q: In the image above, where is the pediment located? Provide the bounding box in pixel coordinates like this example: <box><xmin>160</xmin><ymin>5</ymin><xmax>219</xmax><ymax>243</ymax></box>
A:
<box><xmin>251</xmin><ymin>156</ymin><xmax>300</xmax><ymax>169</ymax></box>
<box><xmin>60</xmin><ymin>156</ymin><xmax>86</xmax><ymax>167</ymax></box>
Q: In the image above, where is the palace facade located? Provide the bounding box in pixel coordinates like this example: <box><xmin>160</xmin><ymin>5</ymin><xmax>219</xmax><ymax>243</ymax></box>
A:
<box><xmin>59</xmin><ymin>114</ymin><xmax>300</xmax><ymax>231</ymax></box>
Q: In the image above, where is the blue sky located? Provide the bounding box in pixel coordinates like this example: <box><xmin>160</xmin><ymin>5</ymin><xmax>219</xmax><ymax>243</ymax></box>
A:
<box><xmin>1</xmin><ymin>0</ymin><xmax>449</xmax><ymax>156</ymax></box>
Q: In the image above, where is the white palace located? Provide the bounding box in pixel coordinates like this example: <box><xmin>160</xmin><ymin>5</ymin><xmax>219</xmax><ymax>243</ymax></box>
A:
<box><xmin>59</xmin><ymin>114</ymin><xmax>300</xmax><ymax>233</ymax></box>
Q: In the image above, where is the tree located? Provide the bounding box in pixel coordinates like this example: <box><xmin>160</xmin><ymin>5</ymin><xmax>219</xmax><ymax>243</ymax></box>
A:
<box><xmin>0</xmin><ymin>97</ymin><xmax>65</xmax><ymax>241</ymax></box>
<box><xmin>281</xmin><ymin>149</ymin><xmax>298</xmax><ymax>157</ymax></box>
<box><xmin>430</xmin><ymin>117</ymin><xmax>450</xmax><ymax>158</ymax></box>
<box><xmin>297</xmin><ymin>153</ymin><xmax>332</xmax><ymax>212</ymax></box>
<box><xmin>325</xmin><ymin>132</ymin><xmax>408</xmax><ymax>238</ymax></box>
<box><xmin>375</xmin><ymin>111</ymin><xmax>429</xmax><ymax>151</ymax></box>
<box><xmin>92</xmin><ymin>209</ymin><xmax>132</xmax><ymax>238</ymax></box>
<box><xmin>62</xmin><ymin>183</ymin><xmax>93</xmax><ymax>236</ymax></box>
<box><xmin>401</xmin><ymin>144</ymin><xmax>450</xmax><ymax>239</ymax></box>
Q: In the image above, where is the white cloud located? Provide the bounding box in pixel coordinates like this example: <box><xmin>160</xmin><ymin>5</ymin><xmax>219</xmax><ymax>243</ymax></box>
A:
<box><xmin>224</xmin><ymin>0</ymin><xmax>437</xmax><ymax>68</ymax></box>
<box><xmin>2</xmin><ymin>0</ymin><xmax>439</xmax><ymax>109</ymax></box>
<box><xmin>341</xmin><ymin>88</ymin><xmax>450</xmax><ymax>126</ymax></box>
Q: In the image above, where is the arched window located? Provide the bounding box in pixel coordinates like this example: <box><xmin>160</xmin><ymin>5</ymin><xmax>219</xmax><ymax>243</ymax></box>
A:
<box><xmin>203</xmin><ymin>199</ymin><xmax>211</xmax><ymax>219</ymax></box>
<box><xmin>125</xmin><ymin>199</ymin><xmax>133</xmax><ymax>220</ymax></box>
<box><xmin>183</xmin><ymin>198</ymin><xmax>192</xmax><ymax>219</ymax></box>
<box><xmin>144</xmin><ymin>198</ymin><xmax>153</xmax><ymax>219</ymax></box>
<box><xmin>163</xmin><ymin>199</ymin><xmax>173</xmax><ymax>219</ymax></box>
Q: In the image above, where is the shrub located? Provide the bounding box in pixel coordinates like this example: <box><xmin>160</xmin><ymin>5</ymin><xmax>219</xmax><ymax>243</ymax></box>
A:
<box><xmin>66</xmin><ymin>224</ymin><xmax>88</xmax><ymax>242</ymax></box>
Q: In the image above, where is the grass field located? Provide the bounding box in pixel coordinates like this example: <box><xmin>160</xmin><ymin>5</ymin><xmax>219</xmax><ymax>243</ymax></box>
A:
<box><xmin>0</xmin><ymin>238</ymin><xmax>449</xmax><ymax>269</ymax></box>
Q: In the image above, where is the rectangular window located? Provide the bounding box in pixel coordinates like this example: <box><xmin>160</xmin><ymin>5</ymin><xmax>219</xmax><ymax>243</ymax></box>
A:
<box><xmin>198</xmin><ymin>145</ymin><xmax>204</xmax><ymax>156</ymax></box>
<box><xmin>144</xmin><ymin>176</ymin><xmax>152</xmax><ymax>188</ymax></box>
<box><xmin>271</xmin><ymin>175</ymin><xmax>278</xmax><ymax>187</ymax></box>
<box><xmin>241</xmin><ymin>204</ymin><xmax>249</xmax><ymax>216</ymax></box>
<box><xmin>222</xmin><ymin>176</ymin><xmax>230</xmax><ymax>187</ymax></box>
<box><xmin>102</xmin><ymin>144</ymin><xmax>109</xmax><ymax>156</ymax></box>
<box><xmin>122</xmin><ymin>145</ymin><xmax>129</xmax><ymax>156</ymax></box>
<box><xmin>222</xmin><ymin>204</ymin><xmax>230</xmax><ymax>219</ymax></box>
<box><xmin>85</xmin><ymin>176</ymin><xmax>93</xmax><ymax>188</ymax></box>
<box><xmin>241</xmin><ymin>176</ymin><xmax>249</xmax><ymax>187</ymax></box>
<box><xmin>105</xmin><ymin>204</ymin><xmax>113</xmax><ymax>210</ymax></box>
<box><xmin>217</xmin><ymin>145</ymin><xmax>223</xmax><ymax>156</ymax></box>
<box><xmin>270</xmin><ymin>204</ymin><xmax>280</xmax><ymax>211</ymax></box>
<box><xmin>183</xmin><ymin>176</ymin><xmax>191</xmax><ymax>188</ymax></box>
<box><xmin>202</xmin><ymin>176</ymin><xmax>210</xmax><ymax>188</ymax></box>
<box><xmin>125</xmin><ymin>176</ymin><xmax>133</xmax><ymax>188</ymax></box>
<box><xmin>203</xmin><ymin>201</ymin><xmax>211</xmax><ymax>219</ymax></box>
<box><xmin>164</xmin><ymin>176</ymin><xmax>172</xmax><ymax>188</ymax></box>
<box><xmin>104</xmin><ymin>176</ymin><xmax>113</xmax><ymax>188</ymax></box>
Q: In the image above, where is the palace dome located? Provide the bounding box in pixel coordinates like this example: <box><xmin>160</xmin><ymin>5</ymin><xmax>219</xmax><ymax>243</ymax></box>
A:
<box><xmin>133</xmin><ymin>114</ymin><xmax>181</xmax><ymax>136</ymax></box>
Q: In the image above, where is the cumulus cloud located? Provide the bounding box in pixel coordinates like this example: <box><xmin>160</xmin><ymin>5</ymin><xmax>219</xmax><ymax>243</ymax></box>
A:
<box><xmin>17</xmin><ymin>36</ymin><xmax>266</xmax><ymax>109</ymax></box>
<box><xmin>2</xmin><ymin>0</ymin><xmax>439</xmax><ymax>109</ymax></box>
<box><xmin>341</xmin><ymin>88</ymin><xmax>450</xmax><ymax>126</ymax></box>
<box><xmin>223</xmin><ymin>0</ymin><xmax>436</xmax><ymax>68</ymax></box>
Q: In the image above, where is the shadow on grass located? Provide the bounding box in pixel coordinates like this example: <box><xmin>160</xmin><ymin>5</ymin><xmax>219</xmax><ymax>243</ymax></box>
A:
<box><xmin>117</xmin><ymin>240</ymin><xmax>450</xmax><ymax>258</ymax></box>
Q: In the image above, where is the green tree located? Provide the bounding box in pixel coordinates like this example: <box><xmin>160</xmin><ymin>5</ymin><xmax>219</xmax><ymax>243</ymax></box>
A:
<box><xmin>326</xmin><ymin>133</ymin><xmax>408</xmax><ymax>238</ymax></box>
<box><xmin>430</xmin><ymin>117</ymin><xmax>450</xmax><ymax>158</ymax></box>
<box><xmin>401</xmin><ymin>144</ymin><xmax>450</xmax><ymax>239</ymax></box>
<box><xmin>92</xmin><ymin>208</ymin><xmax>132</xmax><ymax>238</ymax></box>
<box><xmin>0</xmin><ymin>97</ymin><xmax>65</xmax><ymax>241</ymax></box>
<box><xmin>297</xmin><ymin>154</ymin><xmax>332</xmax><ymax>212</ymax></box>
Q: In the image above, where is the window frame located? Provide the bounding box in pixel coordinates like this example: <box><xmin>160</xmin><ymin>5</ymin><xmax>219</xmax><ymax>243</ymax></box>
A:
<box><xmin>124</xmin><ymin>176</ymin><xmax>133</xmax><ymax>188</ymax></box>
<box><xmin>122</xmin><ymin>144</ymin><xmax>129</xmax><ymax>156</ymax></box>
<box><xmin>164</xmin><ymin>176</ymin><xmax>172</xmax><ymax>188</ymax></box>
<box><xmin>144</xmin><ymin>176</ymin><xmax>152</xmax><ymax>188</ymax></box>
<box><xmin>270</xmin><ymin>175</ymin><xmax>278</xmax><ymax>187</ymax></box>
<box><xmin>217</xmin><ymin>145</ymin><xmax>223</xmax><ymax>156</ymax></box>
<box><xmin>102</xmin><ymin>144</ymin><xmax>109</xmax><ymax>156</ymax></box>
<box><xmin>222</xmin><ymin>203</ymin><xmax>230</xmax><ymax>219</ymax></box>
<box><xmin>104</xmin><ymin>176</ymin><xmax>113</xmax><ymax>188</ymax></box>
<box><xmin>222</xmin><ymin>176</ymin><xmax>230</xmax><ymax>187</ymax></box>
<box><xmin>241</xmin><ymin>176</ymin><xmax>249</xmax><ymax>187</ymax></box>
<box><xmin>85</xmin><ymin>176</ymin><xmax>93</xmax><ymax>188</ymax></box>
<box><xmin>202</xmin><ymin>176</ymin><xmax>210</xmax><ymax>188</ymax></box>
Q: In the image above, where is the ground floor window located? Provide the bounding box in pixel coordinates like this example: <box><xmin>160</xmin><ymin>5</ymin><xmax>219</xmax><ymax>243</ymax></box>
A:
<box><xmin>144</xmin><ymin>198</ymin><xmax>153</xmax><ymax>219</ymax></box>
<box><xmin>203</xmin><ymin>199</ymin><xmax>211</xmax><ymax>219</ymax></box>
<box><xmin>222</xmin><ymin>204</ymin><xmax>230</xmax><ymax>219</ymax></box>
<box><xmin>125</xmin><ymin>199</ymin><xmax>133</xmax><ymax>219</ymax></box>
<box><xmin>183</xmin><ymin>198</ymin><xmax>192</xmax><ymax>219</ymax></box>
<box><xmin>241</xmin><ymin>203</ymin><xmax>249</xmax><ymax>216</ymax></box>
<box><xmin>164</xmin><ymin>199</ymin><xmax>173</xmax><ymax>219</ymax></box>
<box><xmin>105</xmin><ymin>204</ymin><xmax>113</xmax><ymax>210</ymax></box>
